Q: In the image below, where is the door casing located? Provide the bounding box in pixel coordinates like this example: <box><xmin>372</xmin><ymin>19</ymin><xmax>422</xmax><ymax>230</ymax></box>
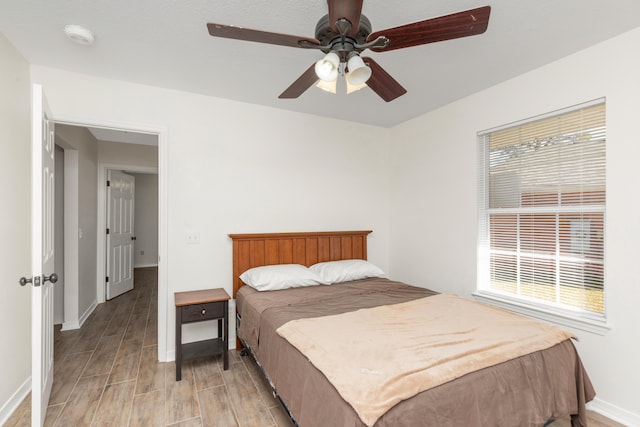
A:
<box><xmin>55</xmin><ymin>116</ymin><xmax>168</xmax><ymax>362</ymax></box>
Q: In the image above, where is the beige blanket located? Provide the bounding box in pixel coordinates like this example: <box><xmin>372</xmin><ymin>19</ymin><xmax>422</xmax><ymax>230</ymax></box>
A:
<box><xmin>276</xmin><ymin>294</ymin><xmax>574</xmax><ymax>427</ymax></box>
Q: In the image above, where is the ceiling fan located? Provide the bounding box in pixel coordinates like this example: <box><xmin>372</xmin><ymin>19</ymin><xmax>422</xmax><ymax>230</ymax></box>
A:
<box><xmin>207</xmin><ymin>1</ymin><xmax>491</xmax><ymax>102</ymax></box>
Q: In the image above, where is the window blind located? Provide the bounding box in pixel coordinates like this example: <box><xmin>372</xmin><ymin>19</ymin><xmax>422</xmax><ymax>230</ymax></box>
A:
<box><xmin>478</xmin><ymin>100</ymin><xmax>606</xmax><ymax>318</ymax></box>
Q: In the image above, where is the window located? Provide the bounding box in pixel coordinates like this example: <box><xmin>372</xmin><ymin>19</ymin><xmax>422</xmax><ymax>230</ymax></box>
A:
<box><xmin>477</xmin><ymin>100</ymin><xmax>606</xmax><ymax>328</ymax></box>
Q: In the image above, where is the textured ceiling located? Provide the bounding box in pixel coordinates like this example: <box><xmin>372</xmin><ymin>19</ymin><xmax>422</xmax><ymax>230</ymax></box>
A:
<box><xmin>2</xmin><ymin>0</ymin><xmax>640</xmax><ymax>128</ymax></box>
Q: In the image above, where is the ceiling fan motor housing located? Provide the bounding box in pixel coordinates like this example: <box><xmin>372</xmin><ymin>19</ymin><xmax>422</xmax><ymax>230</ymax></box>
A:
<box><xmin>315</xmin><ymin>14</ymin><xmax>373</xmax><ymax>60</ymax></box>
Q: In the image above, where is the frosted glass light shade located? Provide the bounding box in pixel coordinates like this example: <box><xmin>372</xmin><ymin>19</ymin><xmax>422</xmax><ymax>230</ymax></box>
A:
<box><xmin>315</xmin><ymin>52</ymin><xmax>340</xmax><ymax>81</ymax></box>
<box><xmin>316</xmin><ymin>79</ymin><xmax>337</xmax><ymax>93</ymax></box>
<box><xmin>346</xmin><ymin>55</ymin><xmax>371</xmax><ymax>85</ymax></box>
<box><xmin>346</xmin><ymin>72</ymin><xmax>367</xmax><ymax>94</ymax></box>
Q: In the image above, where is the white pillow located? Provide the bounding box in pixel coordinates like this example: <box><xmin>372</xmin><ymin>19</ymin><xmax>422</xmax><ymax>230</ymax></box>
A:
<box><xmin>309</xmin><ymin>259</ymin><xmax>385</xmax><ymax>284</ymax></box>
<box><xmin>239</xmin><ymin>264</ymin><xmax>326</xmax><ymax>291</ymax></box>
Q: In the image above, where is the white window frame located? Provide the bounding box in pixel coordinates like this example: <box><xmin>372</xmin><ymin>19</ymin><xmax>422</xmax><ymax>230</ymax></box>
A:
<box><xmin>474</xmin><ymin>99</ymin><xmax>610</xmax><ymax>335</ymax></box>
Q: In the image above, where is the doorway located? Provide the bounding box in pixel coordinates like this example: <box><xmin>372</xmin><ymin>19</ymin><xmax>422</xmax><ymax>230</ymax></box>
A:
<box><xmin>54</xmin><ymin>119</ymin><xmax>168</xmax><ymax>362</ymax></box>
<box><xmin>105</xmin><ymin>168</ymin><xmax>159</xmax><ymax>301</ymax></box>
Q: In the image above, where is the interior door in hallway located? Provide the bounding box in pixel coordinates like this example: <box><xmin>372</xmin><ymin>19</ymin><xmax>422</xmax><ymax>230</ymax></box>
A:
<box><xmin>106</xmin><ymin>170</ymin><xmax>135</xmax><ymax>300</ymax></box>
<box><xmin>31</xmin><ymin>84</ymin><xmax>56</xmax><ymax>427</ymax></box>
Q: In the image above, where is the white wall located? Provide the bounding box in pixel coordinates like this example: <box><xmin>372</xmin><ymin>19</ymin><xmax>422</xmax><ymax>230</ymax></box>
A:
<box><xmin>55</xmin><ymin>125</ymin><xmax>98</xmax><ymax>322</ymax></box>
<box><xmin>54</xmin><ymin>144</ymin><xmax>65</xmax><ymax>324</ymax></box>
<box><xmin>0</xmin><ymin>34</ymin><xmax>32</xmax><ymax>424</ymax></box>
<box><xmin>98</xmin><ymin>139</ymin><xmax>158</xmax><ymax>168</ymax></box>
<box><xmin>389</xmin><ymin>28</ymin><xmax>640</xmax><ymax>423</ymax></box>
<box><xmin>31</xmin><ymin>65</ymin><xmax>392</xmax><ymax>359</ymax></box>
<box><xmin>132</xmin><ymin>173</ymin><xmax>158</xmax><ymax>267</ymax></box>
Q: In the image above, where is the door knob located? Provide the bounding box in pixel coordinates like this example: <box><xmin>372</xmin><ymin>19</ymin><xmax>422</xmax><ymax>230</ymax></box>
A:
<box><xmin>43</xmin><ymin>273</ymin><xmax>58</xmax><ymax>284</ymax></box>
<box><xmin>19</xmin><ymin>277</ymin><xmax>32</xmax><ymax>287</ymax></box>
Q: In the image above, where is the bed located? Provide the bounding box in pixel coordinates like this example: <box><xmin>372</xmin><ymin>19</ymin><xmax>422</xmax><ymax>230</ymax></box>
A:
<box><xmin>230</xmin><ymin>230</ymin><xmax>595</xmax><ymax>427</ymax></box>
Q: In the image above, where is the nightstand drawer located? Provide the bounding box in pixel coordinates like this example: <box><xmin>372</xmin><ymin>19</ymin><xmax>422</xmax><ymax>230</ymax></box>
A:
<box><xmin>181</xmin><ymin>302</ymin><xmax>225</xmax><ymax>322</ymax></box>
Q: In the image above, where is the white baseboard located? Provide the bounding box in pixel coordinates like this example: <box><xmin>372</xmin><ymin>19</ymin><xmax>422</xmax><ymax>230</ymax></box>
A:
<box><xmin>61</xmin><ymin>299</ymin><xmax>97</xmax><ymax>331</ymax></box>
<box><xmin>589</xmin><ymin>397</ymin><xmax>640</xmax><ymax>426</ymax></box>
<box><xmin>0</xmin><ymin>376</ymin><xmax>31</xmax><ymax>426</ymax></box>
<box><xmin>60</xmin><ymin>319</ymin><xmax>80</xmax><ymax>331</ymax></box>
<box><xmin>134</xmin><ymin>263</ymin><xmax>158</xmax><ymax>269</ymax></box>
<box><xmin>78</xmin><ymin>300</ymin><xmax>98</xmax><ymax>328</ymax></box>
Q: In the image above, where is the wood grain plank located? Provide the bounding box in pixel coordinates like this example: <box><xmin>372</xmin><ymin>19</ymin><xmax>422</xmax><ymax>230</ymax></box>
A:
<box><xmin>292</xmin><ymin>239</ymin><xmax>306</xmax><ymax>264</ymax></box>
<box><xmin>252</xmin><ymin>240</ymin><xmax>265</xmax><ymax>266</ymax></box>
<box><xmin>341</xmin><ymin>236</ymin><xmax>353</xmax><ymax>259</ymax></box>
<box><xmin>92</xmin><ymin>380</ymin><xmax>136</xmax><ymax>426</ymax></box>
<box><xmin>192</xmin><ymin>356</ymin><xmax>224</xmax><ymax>391</ymax></box>
<box><xmin>198</xmin><ymin>386</ymin><xmax>239</xmax><ymax>427</ymax></box>
<box><xmin>330</xmin><ymin>236</ymin><xmax>341</xmax><ymax>259</ymax></box>
<box><xmin>73</xmin><ymin>319</ymin><xmax>109</xmax><ymax>353</ymax></box>
<box><xmin>129</xmin><ymin>389</ymin><xmax>164</xmax><ymax>427</ymax></box>
<box><xmin>144</xmin><ymin>311</ymin><xmax>158</xmax><ymax>346</ymax></box>
<box><xmin>353</xmin><ymin>236</ymin><xmax>364</xmax><ymax>259</ymax></box>
<box><xmin>135</xmin><ymin>345</ymin><xmax>165</xmax><ymax>395</ymax></box>
<box><xmin>44</xmin><ymin>404</ymin><xmax>64</xmax><ymax>427</ymax></box>
<box><xmin>221</xmin><ymin>364</ymin><xmax>273</xmax><ymax>426</ymax></box>
<box><xmin>81</xmin><ymin>334</ymin><xmax>122</xmax><ymax>378</ymax></box>
<box><xmin>279</xmin><ymin>239</ymin><xmax>293</xmax><ymax>264</ymax></box>
<box><xmin>318</xmin><ymin>237</ymin><xmax>330</xmax><ymax>262</ymax></box>
<box><xmin>49</xmin><ymin>351</ymin><xmax>92</xmax><ymax>405</ymax></box>
<box><xmin>165</xmin><ymin>361</ymin><xmax>200</xmax><ymax>424</ymax></box>
<box><xmin>243</xmin><ymin>353</ymin><xmax>279</xmax><ymax>408</ymax></box>
<box><xmin>265</xmin><ymin>239</ymin><xmax>279</xmax><ymax>264</ymax></box>
<box><xmin>306</xmin><ymin>238</ymin><xmax>318</xmax><ymax>265</ymax></box>
<box><xmin>108</xmin><ymin>338</ymin><xmax>143</xmax><ymax>384</ymax></box>
<box><xmin>167</xmin><ymin>417</ymin><xmax>203</xmax><ymax>427</ymax></box>
<box><xmin>53</xmin><ymin>373</ymin><xmax>108</xmax><ymax>426</ymax></box>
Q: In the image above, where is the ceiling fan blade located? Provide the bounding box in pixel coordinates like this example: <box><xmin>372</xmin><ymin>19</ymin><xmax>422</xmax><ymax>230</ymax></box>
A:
<box><xmin>279</xmin><ymin>64</ymin><xmax>319</xmax><ymax>99</ymax></box>
<box><xmin>328</xmin><ymin>0</ymin><xmax>363</xmax><ymax>36</ymax></box>
<box><xmin>367</xmin><ymin>6</ymin><xmax>491</xmax><ymax>52</ymax></box>
<box><xmin>362</xmin><ymin>57</ymin><xmax>407</xmax><ymax>102</ymax></box>
<box><xmin>207</xmin><ymin>23</ymin><xmax>321</xmax><ymax>49</ymax></box>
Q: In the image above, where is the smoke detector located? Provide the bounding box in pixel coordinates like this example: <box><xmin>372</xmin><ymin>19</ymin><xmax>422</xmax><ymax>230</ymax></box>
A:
<box><xmin>64</xmin><ymin>25</ymin><xmax>95</xmax><ymax>45</ymax></box>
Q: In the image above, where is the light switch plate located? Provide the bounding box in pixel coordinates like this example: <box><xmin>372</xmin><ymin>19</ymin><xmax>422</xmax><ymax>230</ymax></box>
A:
<box><xmin>186</xmin><ymin>232</ymin><xmax>200</xmax><ymax>244</ymax></box>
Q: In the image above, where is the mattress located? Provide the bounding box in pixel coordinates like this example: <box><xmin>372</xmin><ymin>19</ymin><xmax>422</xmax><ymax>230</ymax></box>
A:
<box><xmin>236</xmin><ymin>278</ymin><xmax>595</xmax><ymax>427</ymax></box>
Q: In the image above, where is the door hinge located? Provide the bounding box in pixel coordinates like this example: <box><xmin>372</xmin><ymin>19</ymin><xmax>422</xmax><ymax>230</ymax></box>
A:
<box><xmin>106</xmin><ymin>180</ymin><xmax>110</xmax><ymax>187</ymax></box>
<box><xmin>106</xmin><ymin>228</ymin><xmax>110</xmax><ymax>235</ymax></box>
<box><xmin>106</xmin><ymin>276</ymin><xmax>109</xmax><ymax>283</ymax></box>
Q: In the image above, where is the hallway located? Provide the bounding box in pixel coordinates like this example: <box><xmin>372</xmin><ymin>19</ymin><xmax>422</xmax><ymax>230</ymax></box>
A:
<box><xmin>6</xmin><ymin>267</ymin><xmax>291</xmax><ymax>426</ymax></box>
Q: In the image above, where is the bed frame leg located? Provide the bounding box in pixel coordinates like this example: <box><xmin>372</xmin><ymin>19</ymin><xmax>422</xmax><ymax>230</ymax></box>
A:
<box><xmin>240</xmin><ymin>348</ymin><xmax>249</xmax><ymax>357</ymax></box>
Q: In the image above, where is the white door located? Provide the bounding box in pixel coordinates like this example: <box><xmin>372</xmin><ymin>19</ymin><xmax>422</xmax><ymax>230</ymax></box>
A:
<box><xmin>106</xmin><ymin>170</ymin><xmax>135</xmax><ymax>300</ymax></box>
<box><xmin>31</xmin><ymin>84</ymin><xmax>56</xmax><ymax>427</ymax></box>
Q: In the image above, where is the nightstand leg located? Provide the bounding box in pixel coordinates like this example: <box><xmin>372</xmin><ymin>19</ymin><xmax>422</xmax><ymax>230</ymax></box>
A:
<box><xmin>175</xmin><ymin>307</ymin><xmax>182</xmax><ymax>381</ymax></box>
<box><xmin>223</xmin><ymin>300</ymin><xmax>229</xmax><ymax>370</ymax></box>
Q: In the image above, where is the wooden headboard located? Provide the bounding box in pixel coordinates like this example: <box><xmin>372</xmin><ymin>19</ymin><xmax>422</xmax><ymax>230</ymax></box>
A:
<box><xmin>229</xmin><ymin>230</ymin><xmax>373</xmax><ymax>298</ymax></box>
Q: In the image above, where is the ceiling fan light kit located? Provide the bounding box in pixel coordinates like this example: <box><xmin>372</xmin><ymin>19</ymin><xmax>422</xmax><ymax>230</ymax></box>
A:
<box><xmin>346</xmin><ymin>53</ymin><xmax>372</xmax><ymax>86</ymax></box>
<box><xmin>207</xmin><ymin>1</ymin><xmax>491</xmax><ymax>102</ymax></box>
<box><xmin>315</xmin><ymin>51</ymin><xmax>341</xmax><ymax>81</ymax></box>
<box><xmin>346</xmin><ymin>72</ymin><xmax>368</xmax><ymax>94</ymax></box>
<box><xmin>316</xmin><ymin>79</ymin><xmax>338</xmax><ymax>94</ymax></box>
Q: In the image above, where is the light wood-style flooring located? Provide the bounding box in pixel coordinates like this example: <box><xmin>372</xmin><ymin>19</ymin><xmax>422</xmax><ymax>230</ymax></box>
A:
<box><xmin>5</xmin><ymin>267</ymin><xmax>292</xmax><ymax>427</ymax></box>
<box><xmin>5</xmin><ymin>267</ymin><xmax>624</xmax><ymax>427</ymax></box>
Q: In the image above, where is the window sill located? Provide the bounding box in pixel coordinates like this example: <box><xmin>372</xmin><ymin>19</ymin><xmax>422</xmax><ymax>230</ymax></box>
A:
<box><xmin>472</xmin><ymin>291</ymin><xmax>611</xmax><ymax>336</ymax></box>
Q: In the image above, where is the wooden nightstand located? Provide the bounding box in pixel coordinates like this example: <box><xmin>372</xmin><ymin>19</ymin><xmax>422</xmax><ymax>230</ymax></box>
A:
<box><xmin>174</xmin><ymin>288</ymin><xmax>230</xmax><ymax>381</ymax></box>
